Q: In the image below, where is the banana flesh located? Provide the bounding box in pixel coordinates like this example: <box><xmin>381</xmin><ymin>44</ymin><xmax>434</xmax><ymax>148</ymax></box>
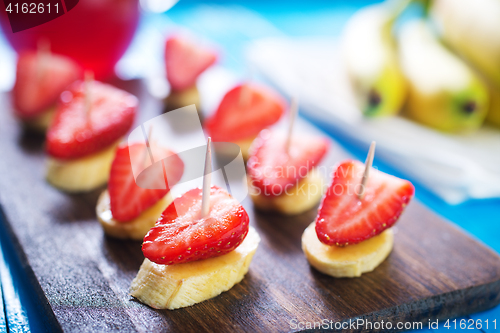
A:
<box><xmin>46</xmin><ymin>141</ymin><xmax>120</xmax><ymax>192</ymax></box>
<box><xmin>23</xmin><ymin>107</ymin><xmax>55</xmax><ymax>133</ymax></box>
<box><xmin>96</xmin><ymin>189</ymin><xmax>173</xmax><ymax>240</ymax></box>
<box><xmin>130</xmin><ymin>227</ymin><xmax>260</xmax><ymax>310</ymax></box>
<box><xmin>302</xmin><ymin>222</ymin><xmax>394</xmax><ymax>278</ymax></box>
<box><xmin>249</xmin><ymin>169</ymin><xmax>325</xmax><ymax>215</ymax></box>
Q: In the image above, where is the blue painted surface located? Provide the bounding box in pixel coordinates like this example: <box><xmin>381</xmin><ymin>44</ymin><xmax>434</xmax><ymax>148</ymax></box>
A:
<box><xmin>0</xmin><ymin>1</ymin><xmax>499</xmax><ymax>332</ymax></box>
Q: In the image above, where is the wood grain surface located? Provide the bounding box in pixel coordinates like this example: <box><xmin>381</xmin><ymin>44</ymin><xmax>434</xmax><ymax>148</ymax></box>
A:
<box><xmin>0</xmin><ymin>80</ymin><xmax>499</xmax><ymax>333</ymax></box>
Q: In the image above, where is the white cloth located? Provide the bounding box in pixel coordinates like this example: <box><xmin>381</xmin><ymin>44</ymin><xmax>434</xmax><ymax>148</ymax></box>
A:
<box><xmin>246</xmin><ymin>37</ymin><xmax>500</xmax><ymax>204</ymax></box>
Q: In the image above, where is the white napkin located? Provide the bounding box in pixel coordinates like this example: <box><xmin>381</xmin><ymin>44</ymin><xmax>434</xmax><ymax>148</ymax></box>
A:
<box><xmin>246</xmin><ymin>37</ymin><xmax>500</xmax><ymax>204</ymax></box>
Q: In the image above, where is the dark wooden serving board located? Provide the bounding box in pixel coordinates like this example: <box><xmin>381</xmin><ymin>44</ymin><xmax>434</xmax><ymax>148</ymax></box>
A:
<box><xmin>0</xmin><ymin>80</ymin><xmax>499</xmax><ymax>333</ymax></box>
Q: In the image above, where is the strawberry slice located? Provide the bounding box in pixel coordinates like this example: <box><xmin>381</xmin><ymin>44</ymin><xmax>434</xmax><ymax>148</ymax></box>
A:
<box><xmin>13</xmin><ymin>51</ymin><xmax>81</xmax><ymax>119</ymax></box>
<box><xmin>315</xmin><ymin>160</ymin><xmax>414</xmax><ymax>246</ymax></box>
<box><xmin>109</xmin><ymin>143</ymin><xmax>184</xmax><ymax>222</ymax></box>
<box><xmin>165</xmin><ymin>35</ymin><xmax>217</xmax><ymax>92</ymax></box>
<box><xmin>247</xmin><ymin>131</ymin><xmax>329</xmax><ymax>197</ymax></box>
<box><xmin>46</xmin><ymin>80</ymin><xmax>138</xmax><ymax>159</ymax></box>
<box><xmin>142</xmin><ymin>186</ymin><xmax>249</xmax><ymax>265</ymax></box>
<box><xmin>205</xmin><ymin>84</ymin><xmax>286</xmax><ymax>142</ymax></box>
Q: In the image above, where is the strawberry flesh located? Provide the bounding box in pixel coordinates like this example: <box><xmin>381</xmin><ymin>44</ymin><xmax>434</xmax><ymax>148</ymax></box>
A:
<box><xmin>315</xmin><ymin>160</ymin><xmax>414</xmax><ymax>246</ymax></box>
<box><xmin>46</xmin><ymin>80</ymin><xmax>137</xmax><ymax>159</ymax></box>
<box><xmin>205</xmin><ymin>84</ymin><xmax>286</xmax><ymax>142</ymax></box>
<box><xmin>109</xmin><ymin>143</ymin><xmax>184</xmax><ymax>222</ymax></box>
<box><xmin>13</xmin><ymin>51</ymin><xmax>81</xmax><ymax>119</ymax></box>
<box><xmin>142</xmin><ymin>186</ymin><xmax>249</xmax><ymax>265</ymax></box>
<box><xmin>165</xmin><ymin>35</ymin><xmax>217</xmax><ymax>92</ymax></box>
<box><xmin>247</xmin><ymin>131</ymin><xmax>329</xmax><ymax>197</ymax></box>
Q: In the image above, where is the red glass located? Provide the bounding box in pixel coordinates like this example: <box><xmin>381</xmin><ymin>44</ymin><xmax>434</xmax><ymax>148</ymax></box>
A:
<box><xmin>0</xmin><ymin>0</ymin><xmax>140</xmax><ymax>79</ymax></box>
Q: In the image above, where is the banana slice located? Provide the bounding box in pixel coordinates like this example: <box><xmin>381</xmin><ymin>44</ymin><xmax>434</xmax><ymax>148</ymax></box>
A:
<box><xmin>249</xmin><ymin>169</ymin><xmax>325</xmax><ymax>215</ymax></box>
<box><xmin>96</xmin><ymin>189</ymin><xmax>173</xmax><ymax>240</ymax></box>
<box><xmin>302</xmin><ymin>222</ymin><xmax>394</xmax><ymax>277</ymax></box>
<box><xmin>234</xmin><ymin>136</ymin><xmax>256</xmax><ymax>160</ymax></box>
<box><xmin>164</xmin><ymin>85</ymin><xmax>201</xmax><ymax>114</ymax></box>
<box><xmin>46</xmin><ymin>140</ymin><xmax>120</xmax><ymax>192</ymax></box>
<box><xmin>23</xmin><ymin>107</ymin><xmax>55</xmax><ymax>133</ymax></box>
<box><xmin>130</xmin><ymin>227</ymin><xmax>260</xmax><ymax>310</ymax></box>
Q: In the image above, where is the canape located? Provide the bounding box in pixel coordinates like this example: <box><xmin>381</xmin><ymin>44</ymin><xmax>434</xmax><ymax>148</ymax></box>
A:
<box><xmin>130</xmin><ymin>186</ymin><xmax>260</xmax><ymax>310</ymax></box>
<box><xmin>13</xmin><ymin>50</ymin><xmax>81</xmax><ymax>132</ymax></box>
<box><xmin>205</xmin><ymin>84</ymin><xmax>286</xmax><ymax>159</ymax></box>
<box><xmin>246</xmin><ymin>130</ymin><xmax>329</xmax><ymax>215</ymax></box>
<box><xmin>302</xmin><ymin>160</ymin><xmax>414</xmax><ymax>277</ymax></box>
<box><xmin>46</xmin><ymin>80</ymin><xmax>137</xmax><ymax>192</ymax></box>
<box><xmin>96</xmin><ymin>142</ymin><xmax>184</xmax><ymax>240</ymax></box>
<box><xmin>164</xmin><ymin>34</ymin><xmax>217</xmax><ymax>118</ymax></box>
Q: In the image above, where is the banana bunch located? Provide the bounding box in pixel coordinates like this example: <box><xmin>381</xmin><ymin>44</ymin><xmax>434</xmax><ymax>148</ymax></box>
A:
<box><xmin>431</xmin><ymin>0</ymin><xmax>500</xmax><ymax>127</ymax></box>
<box><xmin>342</xmin><ymin>0</ymin><xmax>495</xmax><ymax>132</ymax></box>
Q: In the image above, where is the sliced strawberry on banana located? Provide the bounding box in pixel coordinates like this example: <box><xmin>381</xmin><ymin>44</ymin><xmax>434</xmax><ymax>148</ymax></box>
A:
<box><xmin>143</xmin><ymin>185</ymin><xmax>249</xmax><ymax>265</ymax></box>
<box><xmin>302</xmin><ymin>160</ymin><xmax>414</xmax><ymax>278</ymax></box>
<box><xmin>316</xmin><ymin>160</ymin><xmax>414</xmax><ymax>246</ymax></box>
<box><xmin>45</xmin><ymin>81</ymin><xmax>138</xmax><ymax>192</ymax></box>
<box><xmin>247</xmin><ymin>130</ymin><xmax>328</xmax><ymax>214</ymax></box>
<box><xmin>109</xmin><ymin>143</ymin><xmax>184</xmax><ymax>222</ymax></box>
<box><xmin>97</xmin><ymin>143</ymin><xmax>184</xmax><ymax>240</ymax></box>
<box><xmin>247</xmin><ymin>131</ymin><xmax>329</xmax><ymax>197</ymax></box>
<box><xmin>131</xmin><ymin>186</ymin><xmax>259</xmax><ymax>310</ymax></box>
<box><xmin>46</xmin><ymin>80</ymin><xmax>137</xmax><ymax>159</ymax></box>
<box><xmin>206</xmin><ymin>84</ymin><xmax>286</xmax><ymax>144</ymax></box>
<box><xmin>13</xmin><ymin>51</ymin><xmax>81</xmax><ymax>129</ymax></box>
<box><xmin>165</xmin><ymin>34</ymin><xmax>217</xmax><ymax>92</ymax></box>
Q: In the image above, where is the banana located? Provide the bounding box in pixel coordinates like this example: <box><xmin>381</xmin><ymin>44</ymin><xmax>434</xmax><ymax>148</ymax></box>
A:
<box><xmin>46</xmin><ymin>140</ymin><xmax>120</xmax><ymax>192</ymax></box>
<box><xmin>431</xmin><ymin>0</ymin><xmax>500</xmax><ymax>89</ymax></box>
<box><xmin>342</xmin><ymin>3</ymin><xmax>407</xmax><ymax>116</ymax></box>
<box><xmin>249</xmin><ymin>169</ymin><xmax>325</xmax><ymax>215</ymax></box>
<box><xmin>130</xmin><ymin>227</ymin><xmax>260</xmax><ymax>310</ymax></box>
<box><xmin>23</xmin><ymin>107</ymin><xmax>55</xmax><ymax>133</ymax></box>
<box><xmin>235</xmin><ymin>136</ymin><xmax>255</xmax><ymax>161</ymax></box>
<box><xmin>487</xmin><ymin>87</ymin><xmax>500</xmax><ymax>127</ymax></box>
<box><xmin>302</xmin><ymin>223</ymin><xmax>394</xmax><ymax>278</ymax></box>
<box><xmin>96</xmin><ymin>189</ymin><xmax>173</xmax><ymax>240</ymax></box>
<box><xmin>398</xmin><ymin>20</ymin><xmax>489</xmax><ymax>132</ymax></box>
<box><xmin>164</xmin><ymin>85</ymin><xmax>202</xmax><ymax>120</ymax></box>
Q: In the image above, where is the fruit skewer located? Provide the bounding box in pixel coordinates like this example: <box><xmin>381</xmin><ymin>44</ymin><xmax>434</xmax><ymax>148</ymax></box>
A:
<box><xmin>130</xmin><ymin>137</ymin><xmax>260</xmax><ymax>309</ymax></box>
<box><xmin>247</xmin><ymin>99</ymin><xmax>329</xmax><ymax>215</ymax></box>
<box><xmin>302</xmin><ymin>142</ymin><xmax>414</xmax><ymax>277</ymax></box>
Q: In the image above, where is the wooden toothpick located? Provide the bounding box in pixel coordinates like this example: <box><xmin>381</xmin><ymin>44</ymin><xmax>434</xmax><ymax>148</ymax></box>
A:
<box><xmin>84</xmin><ymin>70</ymin><xmax>94</xmax><ymax>119</ymax></box>
<box><xmin>37</xmin><ymin>39</ymin><xmax>50</xmax><ymax>80</ymax></box>
<box><xmin>285</xmin><ymin>97</ymin><xmax>299</xmax><ymax>154</ymax></box>
<box><xmin>358</xmin><ymin>141</ymin><xmax>376</xmax><ymax>200</ymax></box>
<box><xmin>142</xmin><ymin>126</ymin><xmax>154</xmax><ymax>168</ymax></box>
<box><xmin>201</xmin><ymin>137</ymin><xmax>212</xmax><ymax>218</ymax></box>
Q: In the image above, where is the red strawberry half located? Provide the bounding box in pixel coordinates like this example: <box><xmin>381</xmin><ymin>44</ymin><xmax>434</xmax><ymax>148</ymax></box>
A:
<box><xmin>142</xmin><ymin>186</ymin><xmax>249</xmax><ymax>265</ymax></box>
<box><xmin>205</xmin><ymin>84</ymin><xmax>286</xmax><ymax>142</ymax></box>
<box><xmin>247</xmin><ymin>130</ymin><xmax>329</xmax><ymax>197</ymax></box>
<box><xmin>165</xmin><ymin>34</ymin><xmax>217</xmax><ymax>92</ymax></box>
<box><xmin>46</xmin><ymin>80</ymin><xmax>138</xmax><ymax>159</ymax></box>
<box><xmin>315</xmin><ymin>160</ymin><xmax>414</xmax><ymax>246</ymax></box>
<box><xmin>13</xmin><ymin>51</ymin><xmax>82</xmax><ymax>119</ymax></box>
<box><xmin>109</xmin><ymin>143</ymin><xmax>185</xmax><ymax>222</ymax></box>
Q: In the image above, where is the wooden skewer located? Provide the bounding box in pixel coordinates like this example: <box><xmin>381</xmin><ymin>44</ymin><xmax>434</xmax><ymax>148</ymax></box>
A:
<box><xmin>201</xmin><ymin>137</ymin><xmax>212</xmax><ymax>218</ymax></box>
<box><xmin>285</xmin><ymin>97</ymin><xmax>299</xmax><ymax>154</ymax></box>
<box><xmin>84</xmin><ymin>70</ymin><xmax>94</xmax><ymax>119</ymax></box>
<box><xmin>37</xmin><ymin>39</ymin><xmax>51</xmax><ymax>80</ymax></box>
<box><xmin>358</xmin><ymin>141</ymin><xmax>376</xmax><ymax>200</ymax></box>
<box><xmin>142</xmin><ymin>126</ymin><xmax>154</xmax><ymax>168</ymax></box>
